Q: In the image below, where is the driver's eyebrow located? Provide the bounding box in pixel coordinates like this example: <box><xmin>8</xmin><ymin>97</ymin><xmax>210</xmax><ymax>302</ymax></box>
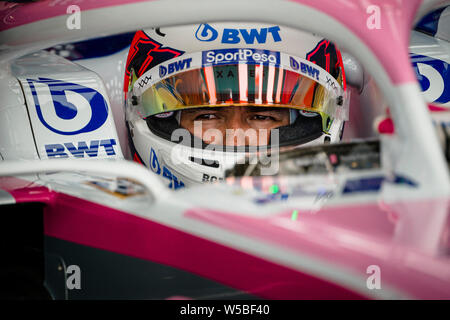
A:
<box><xmin>182</xmin><ymin>107</ymin><xmax>225</xmax><ymax>114</ymax></box>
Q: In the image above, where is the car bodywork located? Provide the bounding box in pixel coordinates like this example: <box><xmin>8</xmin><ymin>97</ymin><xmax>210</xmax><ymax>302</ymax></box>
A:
<box><xmin>0</xmin><ymin>0</ymin><xmax>450</xmax><ymax>299</ymax></box>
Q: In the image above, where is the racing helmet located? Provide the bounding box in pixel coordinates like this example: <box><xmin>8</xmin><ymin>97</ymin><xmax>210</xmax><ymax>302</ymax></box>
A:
<box><xmin>124</xmin><ymin>23</ymin><xmax>348</xmax><ymax>188</ymax></box>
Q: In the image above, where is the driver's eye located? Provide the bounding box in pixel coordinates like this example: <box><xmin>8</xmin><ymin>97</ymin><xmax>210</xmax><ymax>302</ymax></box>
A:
<box><xmin>195</xmin><ymin>114</ymin><xmax>218</xmax><ymax>120</ymax></box>
<box><xmin>250</xmin><ymin>115</ymin><xmax>276</xmax><ymax>121</ymax></box>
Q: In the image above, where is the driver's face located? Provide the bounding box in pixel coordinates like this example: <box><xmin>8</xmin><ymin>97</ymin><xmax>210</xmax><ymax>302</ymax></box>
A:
<box><xmin>180</xmin><ymin>106</ymin><xmax>290</xmax><ymax>146</ymax></box>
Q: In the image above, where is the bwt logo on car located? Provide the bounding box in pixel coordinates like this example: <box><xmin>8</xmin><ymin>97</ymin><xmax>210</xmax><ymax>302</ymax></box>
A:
<box><xmin>203</xmin><ymin>48</ymin><xmax>280</xmax><ymax>66</ymax></box>
<box><xmin>27</xmin><ymin>78</ymin><xmax>109</xmax><ymax>135</ymax></box>
<box><xmin>159</xmin><ymin>58</ymin><xmax>193</xmax><ymax>78</ymax></box>
<box><xmin>195</xmin><ymin>23</ymin><xmax>282</xmax><ymax>44</ymax></box>
<box><xmin>45</xmin><ymin>139</ymin><xmax>117</xmax><ymax>158</ymax></box>
<box><xmin>290</xmin><ymin>56</ymin><xmax>320</xmax><ymax>81</ymax></box>
<box><xmin>410</xmin><ymin>53</ymin><xmax>450</xmax><ymax>106</ymax></box>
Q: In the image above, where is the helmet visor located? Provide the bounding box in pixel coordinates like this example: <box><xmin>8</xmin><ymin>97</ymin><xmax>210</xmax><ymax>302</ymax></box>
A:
<box><xmin>132</xmin><ymin>49</ymin><xmax>346</xmax><ymax>124</ymax></box>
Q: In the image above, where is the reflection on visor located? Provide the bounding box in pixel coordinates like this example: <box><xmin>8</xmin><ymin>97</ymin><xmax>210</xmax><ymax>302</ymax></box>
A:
<box><xmin>134</xmin><ymin>50</ymin><xmax>346</xmax><ymax>122</ymax></box>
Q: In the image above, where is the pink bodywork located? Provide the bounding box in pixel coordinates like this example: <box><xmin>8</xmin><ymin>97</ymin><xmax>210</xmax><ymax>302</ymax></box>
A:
<box><xmin>0</xmin><ymin>0</ymin><xmax>424</xmax><ymax>84</ymax></box>
<box><xmin>1</xmin><ymin>175</ymin><xmax>450</xmax><ymax>299</ymax></box>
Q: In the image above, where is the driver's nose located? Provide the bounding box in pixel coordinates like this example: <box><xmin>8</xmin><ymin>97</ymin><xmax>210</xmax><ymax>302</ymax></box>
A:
<box><xmin>223</xmin><ymin>107</ymin><xmax>261</xmax><ymax>146</ymax></box>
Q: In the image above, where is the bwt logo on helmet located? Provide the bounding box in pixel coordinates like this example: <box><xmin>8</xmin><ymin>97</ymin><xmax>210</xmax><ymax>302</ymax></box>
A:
<box><xmin>159</xmin><ymin>58</ymin><xmax>193</xmax><ymax>78</ymax></box>
<box><xmin>27</xmin><ymin>78</ymin><xmax>109</xmax><ymax>135</ymax></box>
<box><xmin>290</xmin><ymin>57</ymin><xmax>320</xmax><ymax>81</ymax></box>
<box><xmin>203</xmin><ymin>48</ymin><xmax>280</xmax><ymax>66</ymax></box>
<box><xmin>195</xmin><ymin>23</ymin><xmax>282</xmax><ymax>44</ymax></box>
<box><xmin>149</xmin><ymin>148</ymin><xmax>185</xmax><ymax>190</ymax></box>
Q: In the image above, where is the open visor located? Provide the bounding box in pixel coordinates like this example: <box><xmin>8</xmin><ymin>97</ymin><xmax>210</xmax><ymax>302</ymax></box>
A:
<box><xmin>132</xmin><ymin>49</ymin><xmax>347</xmax><ymax>125</ymax></box>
